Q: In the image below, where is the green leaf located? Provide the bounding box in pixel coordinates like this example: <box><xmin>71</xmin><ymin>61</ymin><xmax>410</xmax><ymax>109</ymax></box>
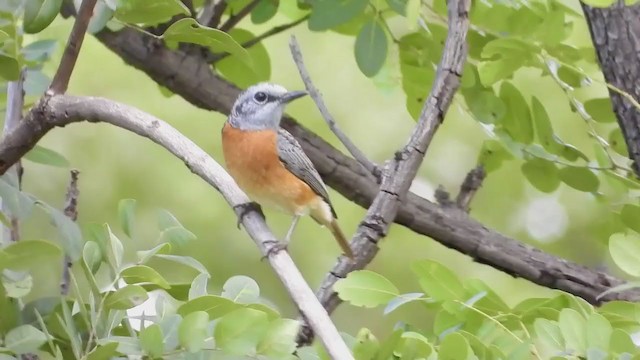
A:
<box><xmin>352</xmin><ymin>328</ymin><xmax>380</xmax><ymax>360</ymax></box>
<box><xmin>558</xmin><ymin>308</ymin><xmax>586</xmax><ymax>356</ymax></box>
<box><xmin>5</xmin><ymin>324</ymin><xmax>48</xmax><ymax>354</ymax></box>
<box><xmin>522</xmin><ymin>158</ymin><xmax>560</xmax><ymax>193</ymax></box>
<box><xmin>257</xmin><ymin>318</ymin><xmax>299</xmax><ymax>357</ymax></box>
<box><xmin>251</xmin><ymin>0</ymin><xmax>278</xmax><ymax>23</ymax></box>
<box><xmin>609</xmin><ymin>128</ymin><xmax>628</xmax><ymax>156</ymax></box>
<box><xmin>114</xmin><ymin>0</ymin><xmax>190</xmax><ymax>24</ymax></box>
<box><xmin>584</xmin><ymin>98</ymin><xmax>616</xmax><ymax>123</ymax></box>
<box><xmin>334</xmin><ymin>270</ymin><xmax>399</xmax><ymax>307</ymax></box>
<box><xmin>23</xmin><ymin>0</ymin><xmax>62</xmax><ymax>33</ymax></box>
<box><xmin>1</xmin><ymin>269</ymin><xmax>33</xmax><ymax>298</ymax></box>
<box><xmin>0</xmin><ymin>239</ymin><xmax>62</xmax><ymax>270</ymax></box>
<box><xmin>214</xmin><ymin>308</ymin><xmax>269</xmax><ymax>355</ymax></box>
<box><xmin>154</xmin><ymin>254</ymin><xmax>208</xmax><ymax>274</ymax></box>
<box><xmin>499</xmin><ymin>81</ymin><xmax>534</xmax><ymax>144</ymax></box>
<box><xmin>308</xmin><ymin>0</ymin><xmax>368</xmax><ymax>31</ymax></box>
<box><xmin>478</xmin><ymin>139</ymin><xmax>513</xmax><ymax>172</ymax></box>
<box><xmin>179</xmin><ymin>311</ymin><xmax>209</xmax><ymax>353</ymax></box>
<box><xmin>221</xmin><ymin>275</ymin><xmax>260</xmax><ymax>304</ymax></box>
<box><xmin>137</xmin><ymin>242</ymin><xmax>172</xmax><ymax>263</ymax></box>
<box><xmin>609</xmin><ymin>329</ymin><xmax>636</xmax><ymax>354</ymax></box>
<box><xmin>41</xmin><ymin>204</ymin><xmax>83</xmax><ymax>261</ymax></box>
<box><xmin>21</xmin><ymin>39</ymin><xmax>58</xmax><ymax>62</ymax></box>
<box><xmin>386</xmin><ymin>0</ymin><xmax>407</xmax><ymax>15</ymax></box>
<box><xmin>609</xmin><ymin>232</ymin><xmax>640</xmax><ymax>277</ymax></box>
<box><xmin>620</xmin><ymin>204</ymin><xmax>640</xmax><ymax>234</ymax></box>
<box><xmin>189</xmin><ymin>272</ymin><xmax>209</xmax><ymax>300</ymax></box>
<box><xmin>118</xmin><ymin>199</ymin><xmax>136</xmax><ymax>237</ymax></box>
<box><xmin>558</xmin><ymin>166</ymin><xmax>600</xmax><ymax>192</ymax></box>
<box><xmin>177</xmin><ymin>295</ymin><xmax>240</xmax><ymax>319</ymax></box>
<box><xmin>467</xmin><ymin>90</ymin><xmax>505</xmax><ymax>124</ymax></box>
<box><xmin>0</xmin><ymin>175</ymin><xmax>35</xmax><ymax>221</ymax></box>
<box><xmin>162</xmin><ymin>18</ymin><xmax>251</xmax><ymax>66</ymax></box>
<box><xmin>534</xmin><ymin>319</ymin><xmax>564</xmax><ymax>357</ymax></box>
<box><xmin>23</xmin><ymin>145</ymin><xmax>69</xmax><ymax>167</ymax></box>
<box><xmin>396</xmin><ymin>332</ymin><xmax>433</xmax><ymax>359</ymax></box>
<box><xmin>82</xmin><ymin>240</ymin><xmax>103</xmax><ymax>274</ymax></box>
<box><xmin>140</xmin><ymin>324</ymin><xmax>164</xmax><ymax>358</ymax></box>
<box><xmin>105</xmin><ymin>224</ymin><xmax>124</xmax><ymax>270</ymax></box>
<box><xmin>439</xmin><ymin>332</ymin><xmax>470</xmax><ymax>360</ymax></box>
<box><xmin>354</xmin><ymin>19</ymin><xmax>388</xmax><ymax>77</ymax></box>
<box><xmin>217</xmin><ymin>29</ymin><xmax>271</xmax><ymax>88</ymax></box>
<box><xmin>586</xmin><ymin>313</ymin><xmax>611</xmax><ymax>352</ymax></box>
<box><xmin>157</xmin><ymin>209</ymin><xmax>196</xmax><ymax>247</ymax></box>
<box><xmin>121</xmin><ymin>265</ymin><xmax>171</xmax><ymax>289</ymax></box>
<box><xmin>383</xmin><ymin>292</ymin><xmax>425</xmax><ymax>315</ymax></box>
<box><xmin>85</xmin><ymin>343</ymin><xmax>118</xmax><ymax>360</ymax></box>
<box><xmin>105</xmin><ymin>285</ymin><xmax>149</xmax><ymax>310</ymax></box>
<box><xmin>412</xmin><ymin>260</ymin><xmax>465</xmax><ymax>302</ymax></box>
<box><xmin>0</xmin><ymin>54</ymin><xmax>17</xmax><ymax>80</ymax></box>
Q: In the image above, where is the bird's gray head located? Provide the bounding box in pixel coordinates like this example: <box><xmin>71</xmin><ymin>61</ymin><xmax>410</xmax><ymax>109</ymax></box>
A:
<box><xmin>227</xmin><ymin>82</ymin><xmax>307</xmax><ymax>131</ymax></box>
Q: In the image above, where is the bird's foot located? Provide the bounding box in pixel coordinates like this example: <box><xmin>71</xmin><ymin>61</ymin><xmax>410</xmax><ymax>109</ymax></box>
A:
<box><xmin>233</xmin><ymin>201</ymin><xmax>265</xmax><ymax>229</ymax></box>
<box><xmin>261</xmin><ymin>240</ymin><xmax>288</xmax><ymax>261</ymax></box>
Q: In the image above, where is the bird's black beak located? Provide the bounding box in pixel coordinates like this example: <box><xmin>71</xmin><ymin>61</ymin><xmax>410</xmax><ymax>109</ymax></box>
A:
<box><xmin>280</xmin><ymin>90</ymin><xmax>308</xmax><ymax>104</ymax></box>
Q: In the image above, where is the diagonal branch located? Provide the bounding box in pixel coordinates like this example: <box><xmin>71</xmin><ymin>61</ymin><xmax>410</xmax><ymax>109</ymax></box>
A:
<box><xmin>1</xmin><ymin>68</ymin><xmax>25</xmax><ymax>245</ymax></box>
<box><xmin>5</xmin><ymin>95</ymin><xmax>353</xmax><ymax>360</ymax></box>
<box><xmin>218</xmin><ymin>0</ymin><xmax>260</xmax><ymax>32</ymax></box>
<box><xmin>456</xmin><ymin>165</ymin><xmax>485</xmax><ymax>211</ymax></box>
<box><xmin>60</xmin><ymin>169</ymin><xmax>80</xmax><ymax>296</ymax></box>
<box><xmin>48</xmin><ymin>0</ymin><xmax>97</xmax><ymax>95</ymax></box>
<box><xmin>289</xmin><ymin>36</ymin><xmax>380</xmax><ymax>179</ymax></box>
<box><xmin>297</xmin><ymin>0</ymin><xmax>470</xmax><ymax>344</ymax></box>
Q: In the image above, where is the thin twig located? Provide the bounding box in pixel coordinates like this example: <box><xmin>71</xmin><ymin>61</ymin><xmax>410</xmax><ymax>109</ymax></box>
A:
<box><xmin>1</xmin><ymin>68</ymin><xmax>25</xmax><ymax>245</ymax></box>
<box><xmin>208</xmin><ymin>15</ymin><xmax>308</xmax><ymax>63</ymax></box>
<box><xmin>455</xmin><ymin>165</ymin><xmax>485</xmax><ymax>212</ymax></box>
<box><xmin>289</xmin><ymin>36</ymin><xmax>380</xmax><ymax>179</ymax></box>
<box><xmin>219</xmin><ymin>0</ymin><xmax>260</xmax><ymax>32</ymax></box>
<box><xmin>0</xmin><ymin>95</ymin><xmax>354</xmax><ymax>360</ymax></box>
<box><xmin>203</xmin><ymin>0</ymin><xmax>227</xmax><ymax>28</ymax></box>
<box><xmin>296</xmin><ymin>0</ymin><xmax>471</xmax><ymax>345</ymax></box>
<box><xmin>60</xmin><ymin>170</ymin><xmax>80</xmax><ymax>296</ymax></box>
<box><xmin>48</xmin><ymin>0</ymin><xmax>98</xmax><ymax>95</ymax></box>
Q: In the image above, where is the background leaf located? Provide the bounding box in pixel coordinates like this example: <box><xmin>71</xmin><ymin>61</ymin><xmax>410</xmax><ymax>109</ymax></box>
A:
<box><xmin>354</xmin><ymin>19</ymin><xmax>388</xmax><ymax>77</ymax></box>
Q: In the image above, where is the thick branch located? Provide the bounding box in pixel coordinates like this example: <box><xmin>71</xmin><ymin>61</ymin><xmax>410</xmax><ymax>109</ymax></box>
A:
<box><xmin>48</xmin><ymin>0</ymin><xmax>97</xmax><ymax>95</ymax></box>
<box><xmin>60</xmin><ymin>170</ymin><xmax>79</xmax><ymax>296</ymax></box>
<box><xmin>289</xmin><ymin>36</ymin><xmax>380</xmax><ymax>178</ymax></box>
<box><xmin>6</xmin><ymin>95</ymin><xmax>353</xmax><ymax>360</ymax></box>
<box><xmin>581</xmin><ymin>2</ymin><xmax>640</xmax><ymax>177</ymax></box>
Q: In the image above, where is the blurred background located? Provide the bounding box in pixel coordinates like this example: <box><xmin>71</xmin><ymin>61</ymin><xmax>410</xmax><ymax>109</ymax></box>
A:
<box><xmin>5</xmin><ymin>5</ymin><xmax>626</xmax><ymax>338</ymax></box>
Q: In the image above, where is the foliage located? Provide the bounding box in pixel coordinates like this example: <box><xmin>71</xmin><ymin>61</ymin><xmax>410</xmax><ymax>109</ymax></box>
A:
<box><xmin>2</xmin><ymin>0</ymin><xmax>640</xmax><ymax>358</ymax></box>
<box><xmin>335</xmin><ymin>264</ymin><xmax>640</xmax><ymax>359</ymax></box>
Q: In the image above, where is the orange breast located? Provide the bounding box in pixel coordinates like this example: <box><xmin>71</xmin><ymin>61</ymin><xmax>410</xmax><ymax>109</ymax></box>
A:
<box><xmin>221</xmin><ymin>123</ymin><xmax>318</xmax><ymax>215</ymax></box>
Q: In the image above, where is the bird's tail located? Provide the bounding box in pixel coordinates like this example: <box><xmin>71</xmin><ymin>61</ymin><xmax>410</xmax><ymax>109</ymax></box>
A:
<box><xmin>329</xmin><ymin>219</ymin><xmax>354</xmax><ymax>259</ymax></box>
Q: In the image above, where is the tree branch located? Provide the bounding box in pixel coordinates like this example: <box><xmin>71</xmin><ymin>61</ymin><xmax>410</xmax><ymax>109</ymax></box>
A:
<box><xmin>581</xmin><ymin>2</ymin><xmax>640</xmax><ymax>177</ymax></box>
<box><xmin>297</xmin><ymin>0</ymin><xmax>470</xmax><ymax>344</ymax></box>
<box><xmin>289</xmin><ymin>36</ymin><xmax>380</xmax><ymax>179</ymax></box>
<box><xmin>9</xmin><ymin>6</ymin><xmax>636</xmax><ymax>314</ymax></box>
<box><xmin>4</xmin><ymin>95</ymin><xmax>353</xmax><ymax>360</ymax></box>
<box><xmin>455</xmin><ymin>165</ymin><xmax>485</xmax><ymax>212</ymax></box>
<box><xmin>48</xmin><ymin>0</ymin><xmax>97</xmax><ymax>95</ymax></box>
<box><xmin>218</xmin><ymin>0</ymin><xmax>260</xmax><ymax>32</ymax></box>
<box><xmin>60</xmin><ymin>170</ymin><xmax>79</xmax><ymax>296</ymax></box>
<box><xmin>1</xmin><ymin>68</ymin><xmax>25</xmax><ymax>245</ymax></box>
<box><xmin>203</xmin><ymin>0</ymin><xmax>227</xmax><ymax>28</ymax></box>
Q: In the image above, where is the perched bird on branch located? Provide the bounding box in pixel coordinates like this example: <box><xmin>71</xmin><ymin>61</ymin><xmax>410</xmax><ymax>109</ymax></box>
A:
<box><xmin>221</xmin><ymin>82</ymin><xmax>353</xmax><ymax>259</ymax></box>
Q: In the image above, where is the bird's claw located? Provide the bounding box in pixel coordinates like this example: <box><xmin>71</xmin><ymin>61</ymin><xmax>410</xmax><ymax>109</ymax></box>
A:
<box><xmin>261</xmin><ymin>240</ymin><xmax>288</xmax><ymax>261</ymax></box>
<box><xmin>233</xmin><ymin>201</ymin><xmax>265</xmax><ymax>229</ymax></box>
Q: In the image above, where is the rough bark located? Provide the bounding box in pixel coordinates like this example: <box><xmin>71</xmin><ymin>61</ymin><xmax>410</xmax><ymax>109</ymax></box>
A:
<box><xmin>581</xmin><ymin>1</ymin><xmax>640</xmax><ymax>176</ymax></box>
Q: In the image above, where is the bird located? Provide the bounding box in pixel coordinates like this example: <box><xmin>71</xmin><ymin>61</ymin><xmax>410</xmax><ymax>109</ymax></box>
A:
<box><xmin>221</xmin><ymin>82</ymin><xmax>354</xmax><ymax>259</ymax></box>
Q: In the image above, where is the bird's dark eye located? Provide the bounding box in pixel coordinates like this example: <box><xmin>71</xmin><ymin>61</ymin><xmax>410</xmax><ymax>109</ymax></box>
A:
<box><xmin>254</xmin><ymin>92</ymin><xmax>268</xmax><ymax>103</ymax></box>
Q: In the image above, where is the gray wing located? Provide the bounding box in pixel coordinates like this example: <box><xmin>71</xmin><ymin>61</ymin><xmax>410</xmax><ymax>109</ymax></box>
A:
<box><xmin>277</xmin><ymin>128</ymin><xmax>337</xmax><ymax>218</ymax></box>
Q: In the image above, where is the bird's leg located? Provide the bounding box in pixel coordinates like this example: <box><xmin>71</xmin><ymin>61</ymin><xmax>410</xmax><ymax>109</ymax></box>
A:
<box><xmin>262</xmin><ymin>215</ymin><xmax>301</xmax><ymax>259</ymax></box>
<box><xmin>233</xmin><ymin>201</ymin><xmax>265</xmax><ymax>229</ymax></box>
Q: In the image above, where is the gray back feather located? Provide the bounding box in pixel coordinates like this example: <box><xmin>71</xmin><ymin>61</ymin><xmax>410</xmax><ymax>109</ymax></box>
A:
<box><xmin>277</xmin><ymin>128</ymin><xmax>337</xmax><ymax>219</ymax></box>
